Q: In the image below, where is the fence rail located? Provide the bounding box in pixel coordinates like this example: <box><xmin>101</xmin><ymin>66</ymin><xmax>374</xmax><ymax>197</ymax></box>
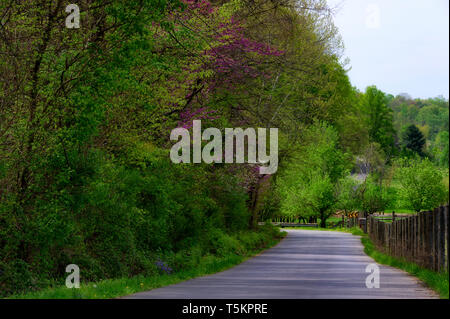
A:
<box><xmin>367</xmin><ymin>206</ymin><xmax>449</xmax><ymax>273</ymax></box>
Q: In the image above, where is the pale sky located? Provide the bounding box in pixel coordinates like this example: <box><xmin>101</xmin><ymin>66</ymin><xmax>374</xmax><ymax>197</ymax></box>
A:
<box><xmin>327</xmin><ymin>0</ymin><xmax>449</xmax><ymax>99</ymax></box>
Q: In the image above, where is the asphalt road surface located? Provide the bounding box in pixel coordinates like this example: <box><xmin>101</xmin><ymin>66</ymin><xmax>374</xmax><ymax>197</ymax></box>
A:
<box><xmin>125</xmin><ymin>230</ymin><xmax>438</xmax><ymax>299</ymax></box>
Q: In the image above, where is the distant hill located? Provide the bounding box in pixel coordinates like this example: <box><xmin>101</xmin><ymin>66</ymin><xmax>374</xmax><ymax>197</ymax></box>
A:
<box><xmin>387</xmin><ymin>95</ymin><xmax>449</xmax><ymax>166</ymax></box>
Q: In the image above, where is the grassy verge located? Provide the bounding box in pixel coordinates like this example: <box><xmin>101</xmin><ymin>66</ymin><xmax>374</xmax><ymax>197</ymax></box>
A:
<box><xmin>8</xmin><ymin>226</ymin><xmax>286</xmax><ymax>299</ymax></box>
<box><xmin>384</xmin><ymin>209</ymin><xmax>416</xmax><ymax>214</ymax></box>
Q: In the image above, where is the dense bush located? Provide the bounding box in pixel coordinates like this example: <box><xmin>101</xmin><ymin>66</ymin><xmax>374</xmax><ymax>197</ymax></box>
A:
<box><xmin>393</xmin><ymin>158</ymin><xmax>449</xmax><ymax>212</ymax></box>
<box><xmin>0</xmin><ymin>145</ymin><xmax>257</xmax><ymax>296</ymax></box>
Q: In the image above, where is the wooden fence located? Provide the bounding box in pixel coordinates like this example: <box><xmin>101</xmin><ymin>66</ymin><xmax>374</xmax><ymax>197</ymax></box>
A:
<box><xmin>367</xmin><ymin>206</ymin><xmax>449</xmax><ymax>273</ymax></box>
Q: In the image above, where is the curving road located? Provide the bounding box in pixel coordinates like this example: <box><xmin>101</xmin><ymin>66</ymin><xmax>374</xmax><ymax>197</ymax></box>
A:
<box><xmin>125</xmin><ymin>230</ymin><xmax>438</xmax><ymax>299</ymax></box>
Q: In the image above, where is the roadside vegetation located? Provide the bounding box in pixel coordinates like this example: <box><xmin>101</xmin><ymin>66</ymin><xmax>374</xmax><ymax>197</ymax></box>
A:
<box><xmin>0</xmin><ymin>0</ymin><xmax>346</xmax><ymax>297</ymax></box>
<box><xmin>8</xmin><ymin>225</ymin><xmax>285</xmax><ymax>299</ymax></box>
<box><xmin>273</xmin><ymin>100</ymin><xmax>449</xmax><ymax>227</ymax></box>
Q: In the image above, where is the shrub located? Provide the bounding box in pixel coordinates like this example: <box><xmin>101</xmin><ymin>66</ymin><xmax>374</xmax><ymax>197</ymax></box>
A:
<box><xmin>394</xmin><ymin>158</ymin><xmax>449</xmax><ymax>212</ymax></box>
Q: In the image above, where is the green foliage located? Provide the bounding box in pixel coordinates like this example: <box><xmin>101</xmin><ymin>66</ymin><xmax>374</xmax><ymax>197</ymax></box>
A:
<box><xmin>277</xmin><ymin>122</ymin><xmax>350</xmax><ymax>227</ymax></box>
<box><xmin>0</xmin><ymin>144</ymin><xmax>255</xmax><ymax>296</ymax></box>
<box><xmin>389</xmin><ymin>95</ymin><xmax>449</xmax><ymax>166</ymax></box>
<box><xmin>417</xmin><ymin>101</ymin><xmax>449</xmax><ymax>138</ymax></box>
<box><xmin>259</xmin><ymin>189</ymin><xmax>281</xmax><ymax>222</ymax></box>
<box><xmin>358</xmin><ymin>175</ymin><xmax>390</xmax><ymax>214</ymax></box>
<box><xmin>402</xmin><ymin>124</ymin><xmax>426</xmax><ymax>157</ymax></box>
<box><xmin>359</xmin><ymin>86</ymin><xmax>396</xmax><ymax>158</ymax></box>
<box><xmin>336</xmin><ymin>176</ymin><xmax>360</xmax><ymax>214</ymax></box>
<box><xmin>8</xmin><ymin>225</ymin><xmax>285</xmax><ymax>299</ymax></box>
<box><xmin>356</xmin><ymin>142</ymin><xmax>386</xmax><ymax>177</ymax></box>
<box><xmin>430</xmin><ymin>131</ymin><xmax>449</xmax><ymax>168</ymax></box>
<box><xmin>394</xmin><ymin>158</ymin><xmax>449</xmax><ymax>212</ymax></box>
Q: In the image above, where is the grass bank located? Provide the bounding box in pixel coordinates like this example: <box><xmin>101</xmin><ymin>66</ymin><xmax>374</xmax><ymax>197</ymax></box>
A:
<box><xmin>8</xmin><ymin>225</ymin><xmax>285</xmax><ymax>299</ymax></box>
<box><xmin>383</xmin><ymin>209</ymin><xmax>416</xmax><ymax>214</ymax></box>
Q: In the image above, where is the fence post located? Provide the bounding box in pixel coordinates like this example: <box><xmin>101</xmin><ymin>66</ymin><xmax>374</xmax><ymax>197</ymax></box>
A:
<box><xmin>427</xmin><ymin>211</ymin><xmax>433</xmax><ymax>269</ymax></box>
<box><xmin>410</xmin><ymin>216</ymin><xmax>414</xmax><ymax>260</ymax></box>
<box><xmin>445</xmin><ymin>206</ymin><xmax>449</xmax><ymax>274</ymax></box>
<box><xmin>421</xmin><ymin>211</ymin><xmax>426</xmax><ymax>267</ymax></box>
<box><xmin>413</xmin><ymin>215</ymin><xmax>418</xmax><ymax>260</ymax></box>
<box><xmin>395</xmin><ymin>219</ymin><xmax>399</xmax><ymax>258</ymax></box>
<box><xmin>405</xmin><ymin>217</ymin><xmax>408</xmax><ymax>259</ymax></box>
<box><xmin>399</xmin><ymin>218</ymin><xmax>402</xmax><ymax>258</ymax></box>
<box><xmin>384</xmin><ymin>222</ymin><xmax>388</xmax><ymax>252</ymax></box>
<box><xmin>432</xmin><ymin>209</ymin><xmax>438</xmax><ymax>271</ymax></box>
<box><xmin>404</xmin><ymin>217</ymin><xmax>408</xmax><ymax>259</ymax></box>
<box><xmin>411</xmin><ymin>215</ymin><xmax>414</xmax><ymax>259</ymax></box>
<box><xmin>423</xmin><ymin>212</ymin><xmax>428</xmax><ymax>268</ymax></box>
<box><xmin>399</xmin><ymin>218</ymin><xmax>403</xmax><ymax>259</ymax></box>
<box><xmin>392</xmin><ymin>219</ymin><xmax>396</xmax><ymax>257</ymax></box>
<box><xmin>387</xmin><ymin>223</ymin><xmax>391</xmax><ymax>254</ymax></box>
<box><xmin>408</xmin><ymin>216</ymin><xmax>412</xmax><ymax>260</ymax></box>
<box><xmin>438</xmin><ymin>206</ymin><xmax>445</xmax><ymax>272</ymax></box>
<box><xmin>400</xmin><ymin>218</ymin><xmax>403</xmax><ymax>258</ymax></box>
<box><xmin>431</xmin><ymin>210</ymin><xmax>437</xmax><ymax>270</ymax></box>
<box><xmin>404</xmin><ymin>217</ymin><xmax>407</xmax><ymax>259</ymax></box>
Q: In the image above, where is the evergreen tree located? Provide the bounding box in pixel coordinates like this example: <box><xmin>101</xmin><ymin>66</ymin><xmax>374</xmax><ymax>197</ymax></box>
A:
<box><xmin>402</xmin><ymin>124</ymin><xmax>426</xmax><ymax>156</ymax></box>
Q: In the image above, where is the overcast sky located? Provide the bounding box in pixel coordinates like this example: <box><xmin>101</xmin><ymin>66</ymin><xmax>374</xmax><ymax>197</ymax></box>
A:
<box><xmin>327</xmin><ymin>0</ymin><xmax>449</xmax><ymax>99</ymax></box>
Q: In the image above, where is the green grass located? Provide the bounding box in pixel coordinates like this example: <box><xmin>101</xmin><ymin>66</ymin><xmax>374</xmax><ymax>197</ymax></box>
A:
<box><xmin>384</xmin><ymin>209</ymin><xmax>416</xmax><ymax>214</ymax></box>
<box><xmin>325</xmin><ymin>217</ymin><xmax>342</xmax><ymax>223</ymax></box>
<box><xmin>8</xmin><ymin>229</ymin><xmax>286</xmax><ymax>299</ymax></box>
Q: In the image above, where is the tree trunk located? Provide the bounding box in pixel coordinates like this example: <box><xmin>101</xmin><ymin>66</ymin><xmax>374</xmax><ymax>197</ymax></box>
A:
<box><xmin>250</xmin><ymin>176</ymin><xmax>262</xmax><ymax>229</ymax></box>
<box><xmin>320</xmin><ymin>211</ymin><xmax>327</xmax><ymax>228</ymax></box>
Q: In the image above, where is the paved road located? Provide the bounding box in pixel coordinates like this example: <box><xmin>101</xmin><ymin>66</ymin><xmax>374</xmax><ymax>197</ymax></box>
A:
<box><xmin>125</xmin><ymin>230</ymin><xmax>438</xmax><ymax>299</ymax></box>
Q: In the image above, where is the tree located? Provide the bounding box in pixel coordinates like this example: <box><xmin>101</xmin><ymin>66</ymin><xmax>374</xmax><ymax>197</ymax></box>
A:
<box><xmin>277</xmin><ymin>122</ymin><xmax>349</xmax><ymax>227</ymax></box>
<box><xmin>359</xmin><ymin>86</ymin><xmax>397</xmax><ymax>158</ymax></box>
<box><xmin>358</xmin><ymin>175</ymin><xmax>389</xmax><ymax>214</ymax></box>
<box><xmin>431</xmin><ymin>131</ymin><xmax>449</xmax><ymax>168</ymax></box>
<box><xmin>402</xmin><ymin>124</ymin><xmax>426</xmax><ymax>156</ymax></box>
<box><xmin>394</xmin><ymin>158</ymin><xmax>449</xmax><ymax>212</ymax></box>
<box><xmin>389</xmin><ymin>95</ymin><xmax>448</xmax><ymax>160</ymax></box>
<box><xmin>0</xmin><ymin>0</ymin><xmax>369</xmax><ymax>296</ymax></box>
<box><xmin>336</xmin><ymin>176</ymin><xmax>360</xmax><ymax>216</ymax></box>
<box><xmin>356</xmin><ymin>142</ymin><xmax>386</xmax><ymax>176</ymax></box>
<box><xmin>417</xmin><ymin>103</ymin><xmax>449</xmax><ymax>139</ymax></box>
<box><xmin>301</xmin><ymin>173</ymin><xmax>336</xmax><ymax>228</ymax></box>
